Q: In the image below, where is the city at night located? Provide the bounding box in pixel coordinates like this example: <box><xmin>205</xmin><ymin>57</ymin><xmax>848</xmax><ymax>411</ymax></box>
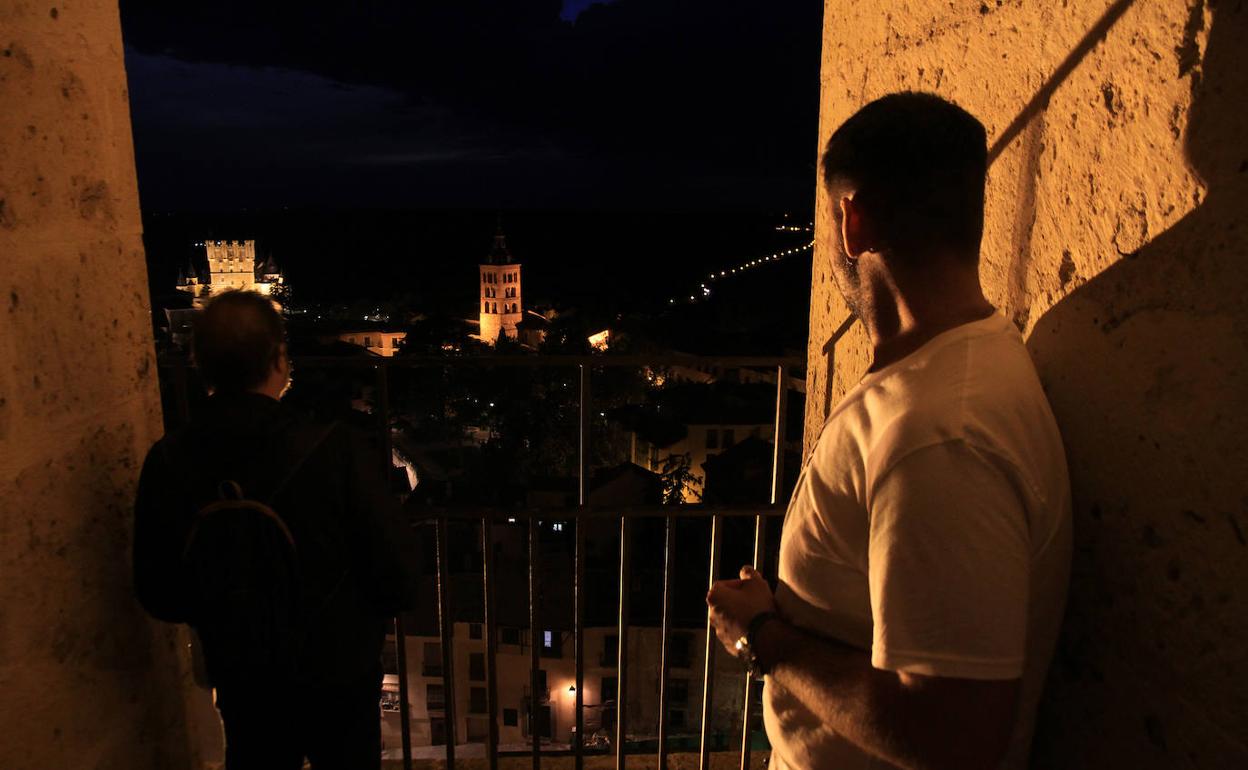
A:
<box><xmin>2</xmin><ymin>1</ymin><xmax>1246</xmax><ymax>769</ymax></box>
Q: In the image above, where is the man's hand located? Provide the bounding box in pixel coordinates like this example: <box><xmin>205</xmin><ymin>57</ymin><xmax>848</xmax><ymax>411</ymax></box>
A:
<box><xmin>706</xmin><ymin>565</ymin><xmax>777</xmax><ymax>656</ymax></box>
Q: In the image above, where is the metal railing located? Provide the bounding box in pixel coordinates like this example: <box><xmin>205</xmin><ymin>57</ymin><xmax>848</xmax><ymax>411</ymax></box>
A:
<box><xmin>160</xmin><ymin>351</ymin><xmax>801</xmax><ymax>770</ymax></box>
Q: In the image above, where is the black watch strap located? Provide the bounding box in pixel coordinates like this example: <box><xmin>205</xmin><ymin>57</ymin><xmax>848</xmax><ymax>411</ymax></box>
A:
<box><xmin>746</xmin><ymin>610</ymin><xmax>779</xmax><ymax>673</ymax></box>
<box><xmin>747</xmin><ymin>610</ymin><xmax>778</xmax><ymax>644</ymax></box>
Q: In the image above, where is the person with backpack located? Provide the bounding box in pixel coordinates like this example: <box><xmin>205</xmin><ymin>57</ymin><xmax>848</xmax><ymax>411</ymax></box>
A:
<box><xmin>134</xmin><ymin>290</ymin><xmax>419</xmax><ymax>770</ymax></box>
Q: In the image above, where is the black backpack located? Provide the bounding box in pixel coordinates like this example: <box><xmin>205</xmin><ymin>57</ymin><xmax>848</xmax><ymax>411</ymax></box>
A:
<box><xmin>179</xmin><ymin>424</ymin><xmax>334</xmax><ymax>681</ymax></box>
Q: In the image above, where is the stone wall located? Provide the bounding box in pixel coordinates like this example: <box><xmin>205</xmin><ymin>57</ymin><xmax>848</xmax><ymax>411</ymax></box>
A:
<box><xmin>0</xmin><ymin>2</ymin><xmax>209</xmax><ymax>767</ymax></box>
<box><xmin>807</xmin><ymin>0</ymin><xmax>1246</xmax><ymax>766</ymax></box>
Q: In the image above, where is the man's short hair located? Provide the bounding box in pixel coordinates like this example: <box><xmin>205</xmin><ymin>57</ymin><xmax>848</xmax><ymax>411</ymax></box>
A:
<box><xmin>822</xmin><ymin>92</ymin><xmax>988</xmax><ymax>262</ymax></box>
<box><xmin>192</xmin><ymin>290</ymin><xmax>286</xmax><ymax>393</ymax></box>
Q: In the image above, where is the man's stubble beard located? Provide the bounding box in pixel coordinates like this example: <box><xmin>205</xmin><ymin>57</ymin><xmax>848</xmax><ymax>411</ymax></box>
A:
<box><xmin>828</xmin><ymin>235</ymin><xmax>865</xmax><ymax>320</ymax></box>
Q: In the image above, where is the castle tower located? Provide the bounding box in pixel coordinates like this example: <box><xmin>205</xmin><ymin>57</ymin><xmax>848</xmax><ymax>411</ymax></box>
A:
<box><xmin>205</xmin><ymin>239</ymin><xmax>257</xmax><ymax>291</ymax></box>
<box><xmin>478</xmin><ymin>225</ymin><xmax>523</xmax><ymax>343</ymax></box>
<box><xmin>176</xmin><ymin>239</ymin><xmax>283</xmax><ymax>308</ymax></box>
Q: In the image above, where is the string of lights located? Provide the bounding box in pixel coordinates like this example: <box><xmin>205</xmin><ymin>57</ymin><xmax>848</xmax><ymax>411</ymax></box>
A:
<box><xmin>668</xmin><ymin>223</ymin><xmax>815</xmax><ymax>305</ymax></box>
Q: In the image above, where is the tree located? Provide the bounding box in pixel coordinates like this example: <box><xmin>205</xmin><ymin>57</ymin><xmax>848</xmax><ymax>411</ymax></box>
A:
<box><xmin>658</xmin><ymin>452</ymin><xmax>702</xmax><ymax>504</ymax></box>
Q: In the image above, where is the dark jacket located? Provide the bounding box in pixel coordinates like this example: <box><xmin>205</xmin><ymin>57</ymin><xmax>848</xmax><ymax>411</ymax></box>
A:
<box><xmin>134</xmin><ymin>391</ymin><xmax>418</xmax><ymax>686</ymax></box>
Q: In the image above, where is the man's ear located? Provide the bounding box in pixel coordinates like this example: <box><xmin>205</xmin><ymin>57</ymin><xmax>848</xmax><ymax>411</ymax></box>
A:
<box><xmin>275</xmin><ymin>343</ymin><xmax>290</xmax><ymax>377</ymax></box>
<box><xmin>839</xmin><ymin>195</ymin><xmax>873</xmax><ymax>260</ymax></box>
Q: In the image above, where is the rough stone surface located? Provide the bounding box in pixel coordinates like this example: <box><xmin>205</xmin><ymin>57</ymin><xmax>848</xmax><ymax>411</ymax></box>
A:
<box><xmin>808</xmin><ymin>1</ymin><xmax>1247</xmax><ymax>766</ymax></box>
<box><xmin>0</xmin><ymin>2</ymin><xmax>209</xmax><ymax>767</ymax></box>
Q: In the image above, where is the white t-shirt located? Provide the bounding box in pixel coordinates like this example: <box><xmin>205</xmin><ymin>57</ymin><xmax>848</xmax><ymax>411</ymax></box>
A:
<box><xmin>765</xmin><ymin>312</ymin><xmax>1072</xmax><ymax>770</ymax></box>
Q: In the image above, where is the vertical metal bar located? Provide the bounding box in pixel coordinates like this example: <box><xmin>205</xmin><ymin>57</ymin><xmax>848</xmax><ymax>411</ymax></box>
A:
<box><xmin>738</xmin><ymin>365</ymin><xmax>787</xmax><ymax>770</ymax></box>
<box><xmin>376</xmin><ymin>364</ymin><xmax>411</xmax><ymax>770</ymax></box>
<box><xmin>698</xmin><ymin>515</ymin><xmax>723</xmax><ymax>770</ymax></box>
<box><xmin>656</xmin><ymin>516</ymin><xmax>676</xmax><ymax>770</ymax></box>
<box><xmin>574</xmin><ymin>519</ymin><xmax>586</xmax><ymax>767</ymax></box>
<box><xmin>530</xmin><ymin>515</ymin><xmax>542</xmax><ymax>769</ymax></box>
<box><xmin>737</xmin><ymin>521</ymin><xmax>766</xmax><ymax>770</ymax></box>
<box><xmin>394</xmin><ymin>615</ymin><xmax>413</xmax><ymax>770</ymax></box>
<box><xmin>574</xmin><ymin>365</ymin><xmax>589</xmax><ymax>770</ymax></box>
<box><xmin>436</xmin><ymin>516</ymin><xmax>458</xmax><ymax>769</ymax></box>
<box><xmin>578</xmin><ymin>364</ymin><xmax>590</xmax><ymax>513</ymax></box>
<box><xmin>374</xmin><ymin>363</ymin><xmax>393</xmax><ymax>471</ymax></box>
<box><xmin>482</xmin><ymin>517</ymin><xmax>500</xmax><ymax>770</ymax></box>
<box><xmin>769</xmin><ymin>365</ymin><xmax>789</xmax><ymax>509</ymax></box>
<box><xmin>615</xmin><ymin>515</ymin><xmax>631</xmax><ymax>770</ymax></box>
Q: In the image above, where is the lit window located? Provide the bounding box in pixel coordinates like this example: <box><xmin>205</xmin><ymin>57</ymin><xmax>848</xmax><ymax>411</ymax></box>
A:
<box><xmin>544</xmin><ymin>631</ymin><xmax>553</xmax><ymax>648</ymax></box>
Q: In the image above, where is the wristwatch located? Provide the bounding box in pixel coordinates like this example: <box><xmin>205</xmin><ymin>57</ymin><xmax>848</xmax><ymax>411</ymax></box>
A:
<box><xmin>734</xmin><ymin>610</ymin><xmax>779</xmax><ymax>680</ymax></box>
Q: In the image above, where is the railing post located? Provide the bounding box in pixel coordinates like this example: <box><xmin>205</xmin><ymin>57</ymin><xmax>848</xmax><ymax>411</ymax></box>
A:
<box><xmin>482</xmin><ymin>517</ymin><xmax>500</xmax><ymax>770</ymax></box>
<box><xmin>615</xmin><ymin>514</ymin><xmax>631</xmax><ymax>770</ymax></box>
<box><xmin>699</xmin><ymin>514</ymin><xmax>723</xmax><ymax>770</ymax></box>
<box><xmin>657</xmin><ymin>515</ymin><xmax>676</xmax><ymax>770</ymax></box>
<box><xmin>394</xmin><ymin>614</ymin><xmax>413</xmax><ymax>770</ymax></box>
<box><xmin>436</xmin><ymin>516</ymin><xmax>458</xmax><ymax>769</ymax></box>
<box><xmin>574</xmin><ymin>364</ymin><xmax>589</xmax><ymax>770</ymax></box>
<box><xmin>529</xmin><ymin>515</ymin><xmax>542</xmax><ymax>770</ymax></box>
<box><xmin>376</xmin><ymin>363</ymin><xmax>412</xmax><ymax>770</ymax></box>
<box><xmin>769</xmin><ymin>364</ymin><xmax>789</xmax><ymax>509</ymax></box>
<box><xmin>739</xmin><ymin>364</ymin><xmax>788</xmax><ymax>770</ymax></box>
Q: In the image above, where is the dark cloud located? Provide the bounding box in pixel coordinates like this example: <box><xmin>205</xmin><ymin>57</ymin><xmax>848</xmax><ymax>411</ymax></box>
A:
<box><xmin>120</xmin><ymin>0</ymin><xmax>821</xmax><ymax>211</ymax></box>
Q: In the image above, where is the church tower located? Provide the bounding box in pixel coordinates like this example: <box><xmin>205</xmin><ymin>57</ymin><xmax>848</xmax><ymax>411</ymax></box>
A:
<box><xmin>478</xmin><ymin>224</ymin><xmax>522</xmax><ymax>343</ymax></box>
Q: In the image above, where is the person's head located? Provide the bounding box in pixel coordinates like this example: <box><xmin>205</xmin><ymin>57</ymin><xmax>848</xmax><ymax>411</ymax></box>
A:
<box><xmin>821</xmin><ymin>92</ymin><xmax>988</xmax><ymax>314</ymax></box>
<box><xmin>191</xmin><ymin>290</ymin><xmax>290</xmax><ymax>398</ymax></box>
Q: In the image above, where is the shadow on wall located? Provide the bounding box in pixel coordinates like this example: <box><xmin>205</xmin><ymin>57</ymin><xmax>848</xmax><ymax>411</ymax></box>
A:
<box><xmin>1027</xmin><ymin>3</ymin><xmax>1248</xmax><ymax>767</ymax></box>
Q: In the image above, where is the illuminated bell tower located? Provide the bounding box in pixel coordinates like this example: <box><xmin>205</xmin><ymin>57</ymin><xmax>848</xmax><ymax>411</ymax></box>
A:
<box><xmin>478</xmin><ymin>225</ymin><xmax>522</xmax><ymax>343</ymax></box>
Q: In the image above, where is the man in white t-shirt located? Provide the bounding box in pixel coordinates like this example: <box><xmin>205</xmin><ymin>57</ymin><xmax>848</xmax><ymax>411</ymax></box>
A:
<box><xmin>707</xmin><ymin>93</ymin><xmax>1071</xmax><ymax>770</ymax></box>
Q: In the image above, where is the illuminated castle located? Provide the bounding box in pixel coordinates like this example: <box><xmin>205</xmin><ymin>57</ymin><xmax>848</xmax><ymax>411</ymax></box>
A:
<box><xmin>176</xmin><ymin>239</ymin><xmax>283</xmax><ymax>307</ymax></box>
<box><xmin>478</xmin><ymin>226</ymin><xmax>522</xmax><ymax>343</ymax></box>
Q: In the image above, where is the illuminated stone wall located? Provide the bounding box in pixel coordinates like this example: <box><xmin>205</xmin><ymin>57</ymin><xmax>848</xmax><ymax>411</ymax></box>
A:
<box><xmin>807</xmin><ymin>1</ymin><xmax>1247</xmax><ymax>766</ymax></box>
<box><xmin>0</xmin><ymin>2</ymin><xmax>213</xmax><ymax>767</ymax></box>
<box><xmin>479</xmin><ymin>262</ymin><xmax>523</xmax><ymax>343</ymax></box>
<box><xmin>204</xmin><ymin>238</ymin><xmax>257</xmax><ymax>290</ymax></box>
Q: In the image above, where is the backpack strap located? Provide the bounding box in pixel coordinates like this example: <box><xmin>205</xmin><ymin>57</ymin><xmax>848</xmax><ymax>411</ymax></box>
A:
<box><xmin>182</xmin><ymin>499</ymin><xmax>297</xmax><ymax>561</ymax></box>
<box><xmin>264</xmin><ymin>420</ymin><xmax>339</xmax><ymax>504</ymax></box>
<box><xmin>177</xmin><ymin>420</ymin><xmax>339</xmax><ymax>562</ymax></box>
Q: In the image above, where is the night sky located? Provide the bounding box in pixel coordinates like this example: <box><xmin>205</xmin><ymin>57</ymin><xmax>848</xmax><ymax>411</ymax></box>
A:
<box><xmin>120</xmin><ymin>0</ymin><xmax>823</xmax><ymax>213</ymax></box>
